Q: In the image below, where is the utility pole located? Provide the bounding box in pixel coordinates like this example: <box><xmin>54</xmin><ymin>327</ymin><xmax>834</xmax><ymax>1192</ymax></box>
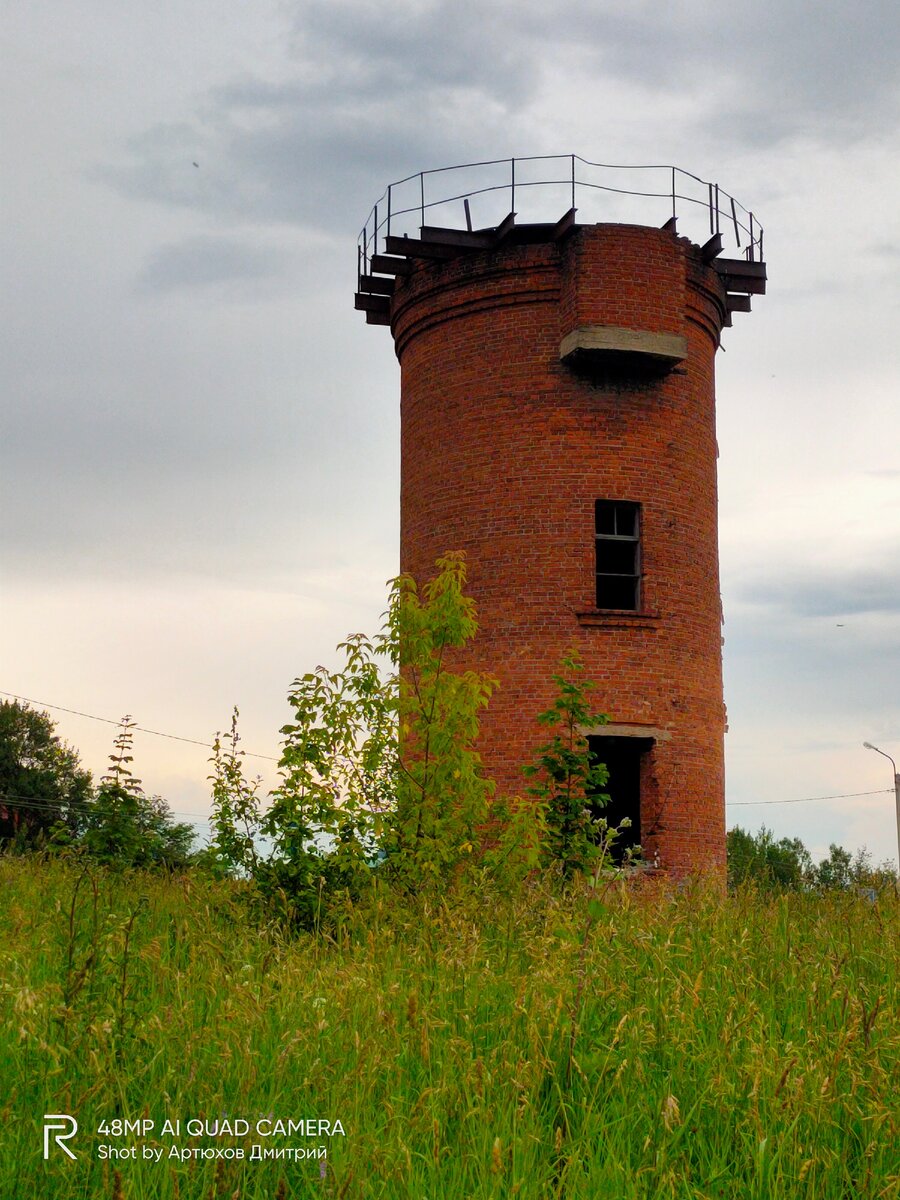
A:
<box><xmin>863</xmin><ymin>742</ymin><xmax>900</xmax><ymax>871</ymax></box>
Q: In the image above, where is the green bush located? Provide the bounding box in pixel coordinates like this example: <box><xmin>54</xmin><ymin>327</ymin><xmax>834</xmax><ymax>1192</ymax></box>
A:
<box><xmin>80</xmin><ymin>717</ymin><xmax>194</xmax><ymax>870</ymax></box>
<box><xmin>209</xmin><ymin>552</ymin><xmax>498</xmax><ymax>925</ymax></box>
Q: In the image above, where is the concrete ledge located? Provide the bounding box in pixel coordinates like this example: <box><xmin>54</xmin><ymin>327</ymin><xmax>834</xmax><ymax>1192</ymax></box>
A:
<box><xmin>580</xmin><ymin>722</ymin><xmax>672</xmax><ymax>741</ymax></box>
<box><xmin>574</xmin><ymin>609</ymin><xmax>661</xmax><ymax>630</ymax></box>
<box><xmin>560</xmin><ymin>325</ymin><xmax>687</xmax><ymax>365</ymax></box>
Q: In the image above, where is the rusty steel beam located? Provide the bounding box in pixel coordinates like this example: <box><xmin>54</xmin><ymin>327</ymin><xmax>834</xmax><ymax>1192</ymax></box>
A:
<box><xmin>354</xmin><ymin>292</ymin><xmax>391</xmax><ymax>314</ymax></box>
<box><xmin>725</xmin><ymin>294</ymin><xmax>752</xmax><ymax>313</ymax></box>
<box><xmin>552</xmin><ymin>208</ymin><xmax>578</xmax><ymax>240</ymax></box>
<box><xmin>385</xmin><ymin>235</ymin><xmax>461</xmax><ymax>260</ymax></box>
<box><xmin>492</xmin><ymin>211</ymin><xmax>517</xmax><ymax>243</ymax></box>
<box><xmin>358</xmin><ymin>274</ymin><xmax>395</xmax><ymax>295</ymax></box>
<box><xmin>713</xmin><ymin>257</ymin><xmax>766</xmax><ymax>277</ymax></box>
<box><xmin>371</xmin><ymin>253</ymin><xmax>412</xmax><ymax>276</ymax></box>
<box><xmin>714</xmin><ymin>257</ymin><xmax>767</xmax><ymax>295</ymax></box>
<box><xmin>419</xmin><ymin>225</ymin><xmax>495</xmax><ymax>250</ymax></box>
<box><xmin>701</xmin><ymin>232</ymin><xmax>724</xmax><ymax>263</ymax></box>
<box><xmin>716</xmin><ymin>273</ymin><xmax>766</xmax><ymax>296</ymax></box>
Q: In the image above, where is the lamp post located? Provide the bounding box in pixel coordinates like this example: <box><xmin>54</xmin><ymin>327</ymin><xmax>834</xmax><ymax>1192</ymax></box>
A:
<box><xmin>863</xmin><ymin>742</ymin><xmax>900</xmax><ymax>870</ymax></box>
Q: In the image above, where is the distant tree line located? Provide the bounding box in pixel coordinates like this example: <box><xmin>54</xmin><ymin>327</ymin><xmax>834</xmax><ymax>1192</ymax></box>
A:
<box><xmin>726</xmin><ymin>825</ymin><xmax>896</xmax><ymax>893</ymax></box>
<box><xmin>0</xmin><ymin>700</ymin><xmax>194</xmax><ymax>868</ymax></box>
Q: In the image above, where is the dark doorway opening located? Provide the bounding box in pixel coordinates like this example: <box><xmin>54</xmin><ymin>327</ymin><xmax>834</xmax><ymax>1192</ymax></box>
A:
<box><xmin>587</xmin><ymin>735</ymin><xmax>653</xmax><ymax>863</ymax></box>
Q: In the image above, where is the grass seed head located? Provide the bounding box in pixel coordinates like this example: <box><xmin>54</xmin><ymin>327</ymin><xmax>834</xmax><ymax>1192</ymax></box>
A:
<box><xmin>492</xmin><ymin>1136</ymin><xmax>503</xmax><ymax>1174</ymax></box>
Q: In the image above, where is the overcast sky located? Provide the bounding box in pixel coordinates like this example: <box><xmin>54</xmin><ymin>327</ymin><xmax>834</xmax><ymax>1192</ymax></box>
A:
<box><xmin>3</xmin><ymin>0</ymin><xmax>899</xmax><ymax>864</ymax></box>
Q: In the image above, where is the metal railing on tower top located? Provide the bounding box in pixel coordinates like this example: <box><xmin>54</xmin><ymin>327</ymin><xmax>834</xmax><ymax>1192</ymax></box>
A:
<box><xmin>357</xmin><ymin>155</ymin><xmax>763</xmax><ymax>281</ymax></box>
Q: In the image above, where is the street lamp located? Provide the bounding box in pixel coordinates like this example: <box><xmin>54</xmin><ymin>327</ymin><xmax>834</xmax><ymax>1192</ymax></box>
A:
<box><xmin>863</xmin><ymin>742</ymin><xmax>900</xmax><ymax>870</ymax></box>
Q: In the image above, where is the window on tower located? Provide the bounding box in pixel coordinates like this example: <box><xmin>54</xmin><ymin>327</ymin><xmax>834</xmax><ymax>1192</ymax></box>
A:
<box><xmin>595</xmin><ymin>500</ymin><xmax>641</xmax><ymax>610</ymax></box>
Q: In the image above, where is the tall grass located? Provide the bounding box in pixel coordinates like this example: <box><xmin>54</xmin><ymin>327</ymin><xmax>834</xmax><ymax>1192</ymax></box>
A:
<box><xmin>1</xmin><ymin>856</ymin><xmax>898</xmax><ymax>1198</ymax></box>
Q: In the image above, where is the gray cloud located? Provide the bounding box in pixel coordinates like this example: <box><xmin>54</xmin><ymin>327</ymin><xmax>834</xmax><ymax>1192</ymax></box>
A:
<box><xmin>722</xmin><ymin>588</ymin><xmax>899</xmax><ymax>758</ymax></box>
<box><xmin>100</xmin><ymin>0</ymin><xmax>533</xmax><ymax>235</ymax></box>
<box><xmin>101</xmin><ymin>95</ymin><xmax>488</xmax><ymax>236</ymax></box>
<box><xmin>290</xmin><ymin>0</ymin><xmax>535</xmax><ymax>103</ymax></box>
<box><xmin>136</xmin><ymin>235</ymin><xmax>288</xmax><ymax>294</ymax></box>
<box><xmin>739</xmin><ymin>559</ymin><xmax>900</xmax><ymax>619</ymax></box>
<box><xmin>98</xmin><ymin>0</ymin><xmax>900</xmax><ymax>236</ymax></box>
<box><xmin>578</xmin><ymin>1</ymin><xmax>900</xmax><ymax>126</ymax></box>
<box><xmin>866</xmin><ymin>242</ymin><xmax>900</xmax><ymax>258</ymax></box>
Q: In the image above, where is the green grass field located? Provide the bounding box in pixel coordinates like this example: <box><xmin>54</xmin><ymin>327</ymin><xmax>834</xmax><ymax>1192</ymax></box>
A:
<box><xmin>1</xmin><ymin>856</ymin><xmax>898</xmax><ymax>1199</ymax></box>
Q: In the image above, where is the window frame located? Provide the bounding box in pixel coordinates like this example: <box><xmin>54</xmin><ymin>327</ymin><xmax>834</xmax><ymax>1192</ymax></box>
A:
<box><xmin>594</xmin><ymin>499</ymin><xmax>642</xmax><ymax>612</ymax></box>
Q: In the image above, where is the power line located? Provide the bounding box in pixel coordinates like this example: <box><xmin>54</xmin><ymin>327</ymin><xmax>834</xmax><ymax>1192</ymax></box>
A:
<box><xmin>2</xmin><ymin>784</ymin><xmax>892</xmax><ymax>819</ymax></box>
<box><xmin>728</xmin><ymin>789</ymin><xmax>892</xmax><ymax>807</ymax></box>
<box><xmin>0</xmin><ymin>689</ymin><xmax>279</xmax><ymax>762</ymax></box>
<box><xmin>0</xmin><ymin>792</ymin><xmax>216</xmax><ymax>822</ymax></box>
<box><xmin>1</xmin><ymin>691</ymin><xmax>892</xmax><ymax>812</ymax></box>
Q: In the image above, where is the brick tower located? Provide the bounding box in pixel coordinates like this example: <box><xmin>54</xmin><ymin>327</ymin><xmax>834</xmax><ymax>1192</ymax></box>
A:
<box><xmin>355</xmin><ymin>158</ymin><xmax>766</xmax><ymax>876</ymax></box>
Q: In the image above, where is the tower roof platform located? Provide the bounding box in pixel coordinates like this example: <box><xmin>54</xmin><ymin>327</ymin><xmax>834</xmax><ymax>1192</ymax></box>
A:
<box><xmin>355</xmin><ymin>156</ymin><xmax>765</xmax><ymax>328</ymax></box>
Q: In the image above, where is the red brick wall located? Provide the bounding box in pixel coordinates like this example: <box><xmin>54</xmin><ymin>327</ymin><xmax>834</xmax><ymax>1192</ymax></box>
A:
<box><xmin>391</xmin><ymin>223</ymin><xmax>729</xmax><ymax>877</ymax></box>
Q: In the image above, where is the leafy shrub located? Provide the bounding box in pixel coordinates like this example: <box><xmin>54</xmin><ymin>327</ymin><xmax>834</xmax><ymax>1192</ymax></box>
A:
<box><xmin>80</xmin><ymin>717</ymin><xmax>194</xmax><ymax>869</ymax></box>
<box><xmin>519</xmin><ymin>652</ymin><xmax>617</xmax><ymax>879</ymax></box>
<box><xmin>383</xmin><ymin>551</ymin><xmax>497</xmax><ymax>887</ymax></box>
<box><xmin>210</xmin><ymin>552</ymin><xmax>498</xmax><ymax>925</ymax></box>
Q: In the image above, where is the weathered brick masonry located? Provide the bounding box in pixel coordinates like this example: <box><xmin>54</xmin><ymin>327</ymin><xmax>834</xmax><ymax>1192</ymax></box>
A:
<box><xmin>388</xmin><ymin>222</ymin><xmax>733</xmax><ymax>876</ymax></box>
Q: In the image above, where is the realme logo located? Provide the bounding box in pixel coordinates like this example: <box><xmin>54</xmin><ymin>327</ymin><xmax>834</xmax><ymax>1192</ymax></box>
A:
<box><xmin>43</xmin><ymin>1114</ymin><xmax>78</xmax><ymax>1160</ymax></box>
